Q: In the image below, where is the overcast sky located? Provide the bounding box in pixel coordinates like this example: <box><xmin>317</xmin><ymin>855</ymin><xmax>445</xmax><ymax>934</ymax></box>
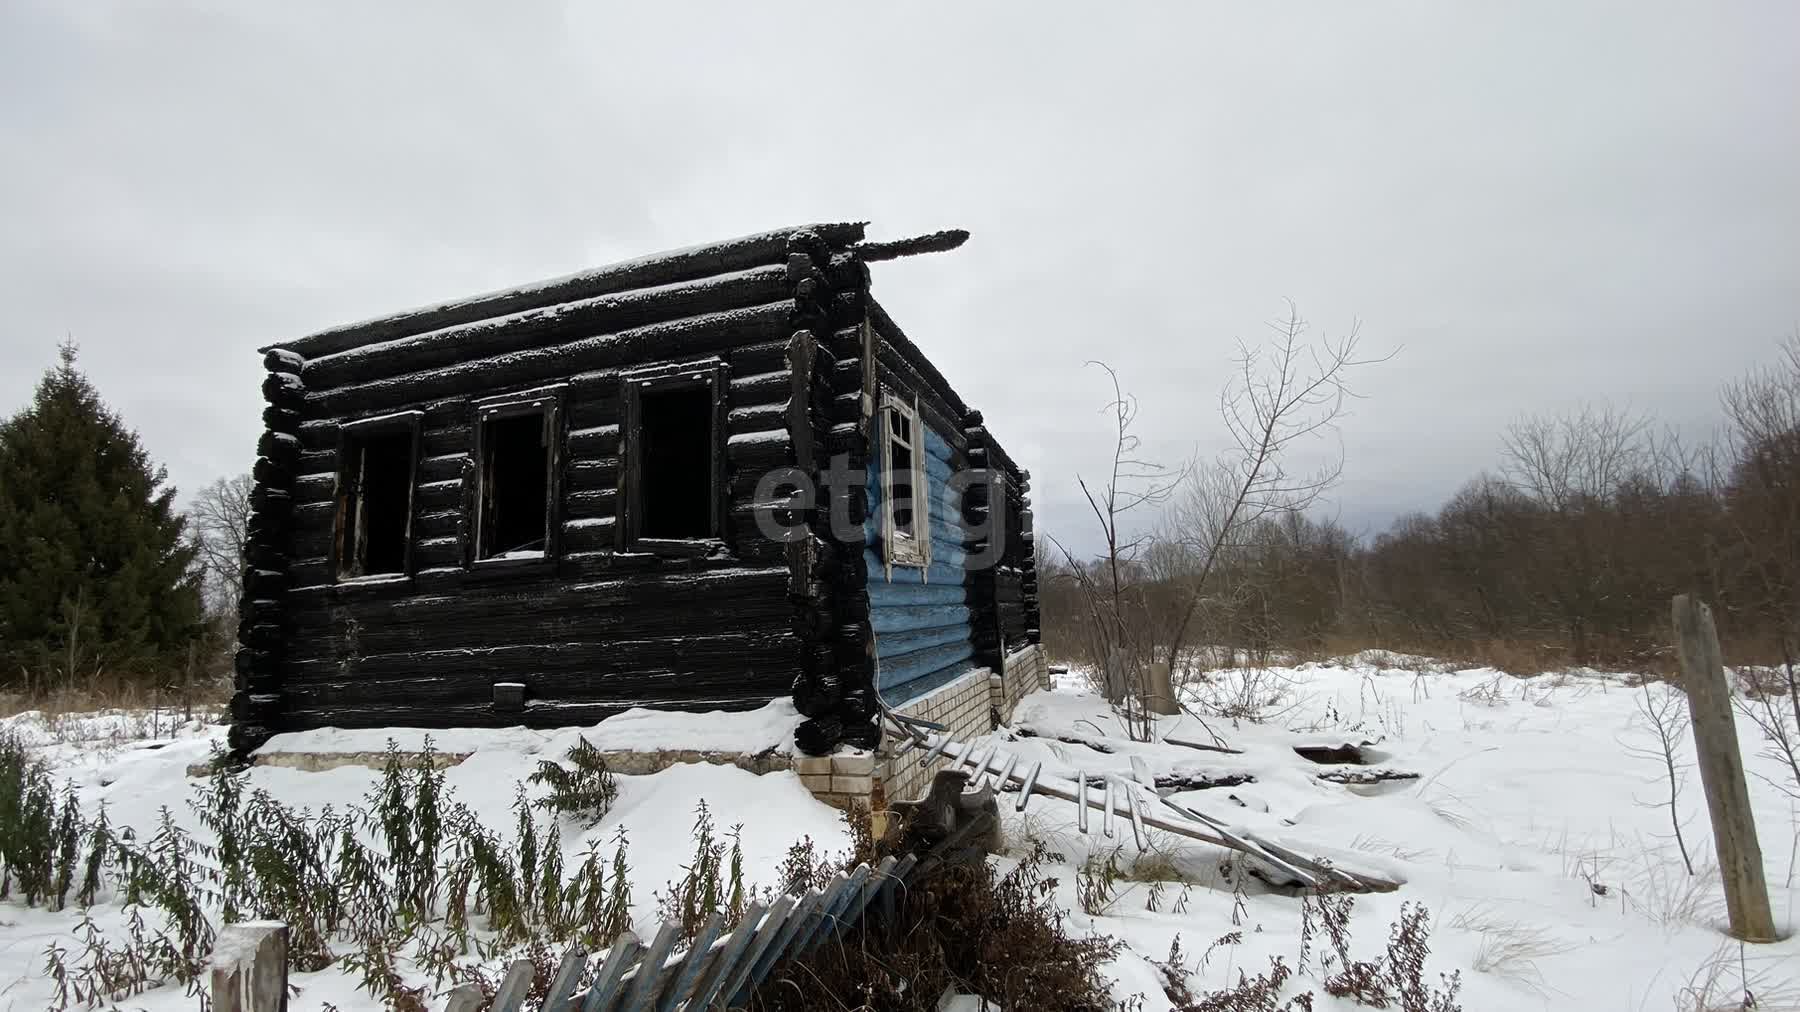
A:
<box><xmin>3</xmin><ymin>2</ymin><xmax>1796</xmax><ymax>554</ymax></box>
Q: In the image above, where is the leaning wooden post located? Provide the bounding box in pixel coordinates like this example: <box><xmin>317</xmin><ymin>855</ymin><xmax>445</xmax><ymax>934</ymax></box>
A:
<box><xmin>209</xmin><ymin>921</ymin><xmax>288</xmax><ymax>1012</ymax></box>
<box><xmin>1671</xmin><ymin>594</ymin><xmax>1778</xmax><ymax>942</ymax></box>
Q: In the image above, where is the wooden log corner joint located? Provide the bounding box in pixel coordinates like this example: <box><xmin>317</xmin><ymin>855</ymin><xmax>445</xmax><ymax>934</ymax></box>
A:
<box><xmin>225</xmin><ymin>223</ymin><xmax>1041</xmax><ymax>762</ymax></box>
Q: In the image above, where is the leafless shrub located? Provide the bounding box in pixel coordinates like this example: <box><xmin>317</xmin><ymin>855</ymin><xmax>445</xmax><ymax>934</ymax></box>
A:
<box><xmin>1627</xmin><ymin>681</ymin><xmax>1698</xmax><ymax>875</ymax></box>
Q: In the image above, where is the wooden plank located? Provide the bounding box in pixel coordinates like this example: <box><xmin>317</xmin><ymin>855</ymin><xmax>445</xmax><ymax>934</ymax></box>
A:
<box><xmin>442</xmin><ymin>983</ymin><xmax>485</xmax><ymax>1012</ymax></box>
<box><xmin>1673</xmin><ymin>594</ymin><xmax>1778</xmax><ymax>942</ymax></box>
<box><xmin>543</xmin><ymin>946</ymin><xmax>589</xmax><ymax>1012</ymax></box>
<box><xmin>724</xmin><ymin>891</ymin><xmax>812</xmax><ymax>1007</ymax></box>
<box><xmin>812</xmin><ymin>864</ymin><xmax>872</xmax><ymax>948</ymax></box>
<box><xmin>579</xmin><ymin>930</ymin><xmax>642</xmax><ymax>1012</ymax></box>
<box><xmin>654</xmin><ymin>911</ymin><xmax>725</xmax><ymax>1012</ymax></box>
<box><xmin>712</xmin><ymin>894</ymin><xmax>795</xmax><ymax>1012</ymax></box>
<box><xmin>790</xmin><ymin>872</ymin><xmax>851</xmax><ymax>953</ymax></box>
<box><xmin>490</xmin><ymin>958</ymin><xmax>535</xmax><ymax>1012</ymax></box>
<box><xmin>684</xmin><ymin>901</ymin><xmax>769</xmax><ymax>1012</ymax></box>
<box><xmin>618</xmin><ymin>922</ymin><xmax>681</xmax><ymax>1011</ymax></box>
<box><xmin>846</xmin><ymin>856</ymin><xmax>898</xmax><ymax>924</ymax></box>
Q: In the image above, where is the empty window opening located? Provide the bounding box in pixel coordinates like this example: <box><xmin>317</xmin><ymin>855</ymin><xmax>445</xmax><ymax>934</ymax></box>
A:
<box><xmin>340</xmin><ymin>430</ymin><xmax>414</xmax><ymax>578</ymax></box>
<box><xmin>479</xmin><ymin>412</ymin><xmax>552</xmax><ymax>559</ymax></box>
<box><xmin>639</xmin><ymin>386</ymin><xmax>714</xmax><ymax>538</ymax></box>
<box><xmin>890</xmin><ymin>413</ymin><xmax>916</xmax><ymax>537</ymax></box>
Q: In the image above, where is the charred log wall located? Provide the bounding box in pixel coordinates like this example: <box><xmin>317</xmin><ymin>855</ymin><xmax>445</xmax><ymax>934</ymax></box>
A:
<box><xmin>227</xmin><ymin>221</ymin><xmax>1033</xmax><ymax>758</ymax></box>
<box><xmin>229</xmin><ymin>225</ymin><xmax>870</xmax><ymax>754</ymax></box>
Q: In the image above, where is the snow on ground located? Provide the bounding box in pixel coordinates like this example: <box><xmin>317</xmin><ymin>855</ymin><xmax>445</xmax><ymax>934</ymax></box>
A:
<box><xmin>3</xmin><ymin>660</ymin><xmax>1799</xmax><ymax>1010</ymax></box>
<box><xmin>1026</xmin><ymin>660</ymin><xmax>1800</xmax><ymax>1010</ymax></box>
<box><xmin>0</xmin><ymin>705</ymin><xmax>843</xmax><ymax>1012</ymax></box>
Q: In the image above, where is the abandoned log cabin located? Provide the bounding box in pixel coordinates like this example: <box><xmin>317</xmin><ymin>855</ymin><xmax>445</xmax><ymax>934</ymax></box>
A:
<box><xmin>231</xmin><ymin>224</ymin><xmax>1039</xmax><ymax>758</ymax></box>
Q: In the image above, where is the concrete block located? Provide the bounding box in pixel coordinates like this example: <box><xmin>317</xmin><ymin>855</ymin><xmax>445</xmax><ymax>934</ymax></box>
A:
<box><xmin>800</xmin><ymin>774</ymin><xmax>834</xmax><ymax>793</ymax></box>
<box><xmin>794</xmin><ymin>755</ymin><xmax>834</xmax><ymax>776</ymax></box>
<box><xmin>831</xmin><ymin>774</ymin><xmax>874</xmax><ymax>795</ymax></box>
<box><xmin>833</xmin><ymin>753</ymin><xmax>876</xmax><ymax>776</ymax></box>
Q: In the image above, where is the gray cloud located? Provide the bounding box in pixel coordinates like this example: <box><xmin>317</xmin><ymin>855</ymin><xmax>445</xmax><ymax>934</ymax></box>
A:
<box><xmin>3</xmin><ymin>2</ymin><xmax>1796</xmax><ymax>554</ymax></box>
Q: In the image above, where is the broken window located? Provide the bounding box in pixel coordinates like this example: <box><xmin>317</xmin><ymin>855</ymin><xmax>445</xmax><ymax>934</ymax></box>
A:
<box><xmin>883</xmin><ymin>394</ymin><xmax>930</xmax><ymax>568</ymax></box>
<box><xmin>475</xmin><ymin>396</ymin><xmax>559</xmax><ymax>561</ymax></box>
<box><xmin>640</xmin><ymin>386</ymin><xmax>716</xmax><ymax>538</ymax></box>
<box><xmin>335</xmin><ymin>414</ymin><xmax>420</xmax><ymax>580</ymax></box>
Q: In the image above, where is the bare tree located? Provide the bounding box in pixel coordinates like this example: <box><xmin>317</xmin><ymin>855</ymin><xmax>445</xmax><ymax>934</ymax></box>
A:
<box><xmin>1718</xmin><ymin>332</ymin><xmax>1800</xmax><ymax>806</ymax></box>
<box><xmin>1628</xmin><ymin>680</ymin><xmax>1698</xmax><ymax>876</ymax></box>
<box><xmin>1160</xmin><ymin>303</ymin><xmax>1382</xmax><ymax>676</ymax></box>
<box><xmin>1498</xmin><ymin>402</ymin><xmax>1649</xmax><ymax>662</ymax></box>
<box><xmin>188</xmin><ymin>473</ymin><xmax>254</xmax><ymax>617</ymax></box>
<box><xmin>1049</xmin><ymin>362</ymin><xmax>1187</xmax><ymax>740</ymax></box>
<box><xmin>1501</xmin><ymin>402</ymin><xmax>1648</xmax><ymax>511</ymax></box>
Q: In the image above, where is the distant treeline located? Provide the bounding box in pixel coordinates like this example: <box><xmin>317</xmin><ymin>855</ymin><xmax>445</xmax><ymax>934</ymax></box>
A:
<box><xmin>1043</xmin><ymin>338</ymin><xmax>1800</xmax><ymax>674</ymax></box>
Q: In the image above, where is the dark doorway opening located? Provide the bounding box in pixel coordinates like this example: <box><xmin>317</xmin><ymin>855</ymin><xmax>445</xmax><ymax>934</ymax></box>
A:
<box><xmin>479</xmin><ymin>412</ymin><xmax>551</xmax><ymax>558</ymax></box>
<box><xmin>639</xmin><ymin>386</ymin><xmax>715</xmax><ymax>538</ymax></box>
<box><xmin>342</xmin><ymin>430</ymin><xmax>414</xmax><ymax>577</ymax></box>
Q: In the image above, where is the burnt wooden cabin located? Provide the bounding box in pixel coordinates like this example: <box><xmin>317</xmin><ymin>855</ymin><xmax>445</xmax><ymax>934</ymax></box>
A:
<box><xmin>231</xmin><ymin>224</ymin><xmax>1039</xmax><ymax>757</ymax></box>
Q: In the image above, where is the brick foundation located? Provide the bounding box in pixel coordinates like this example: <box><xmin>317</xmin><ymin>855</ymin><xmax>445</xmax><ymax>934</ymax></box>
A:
<box><xmin>800</xmin><ymin>643</ymin><xmax>1051</xmax><ymax>812</ymax></box>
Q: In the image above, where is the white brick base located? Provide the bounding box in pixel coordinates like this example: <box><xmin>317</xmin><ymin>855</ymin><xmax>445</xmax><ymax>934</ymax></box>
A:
<box><xmin>799</xmin><ymin>643</ymin><xmax>1052</xmax><ymax>813</ymax></box>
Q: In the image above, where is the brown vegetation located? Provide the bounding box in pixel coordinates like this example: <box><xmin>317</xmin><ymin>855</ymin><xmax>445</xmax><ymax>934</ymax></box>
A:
<box><xmin>1046</xmin><ymin>330</ymin><xmax>1800</xmax><ymax>678</ymax></box>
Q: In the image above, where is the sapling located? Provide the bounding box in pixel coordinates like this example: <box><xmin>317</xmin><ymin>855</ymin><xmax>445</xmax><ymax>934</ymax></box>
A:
<box><xmin>1627</xmin><ymin>680</ymin><xmax>1697</xmax><ymax>875</ymax></box>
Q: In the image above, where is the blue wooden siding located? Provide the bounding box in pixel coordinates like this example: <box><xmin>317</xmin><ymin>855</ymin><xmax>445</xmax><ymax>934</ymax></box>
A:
<box><xmin>865</xmin><ymin>419</ymin><xmax>976</xmax><ymax>705</ymax></box>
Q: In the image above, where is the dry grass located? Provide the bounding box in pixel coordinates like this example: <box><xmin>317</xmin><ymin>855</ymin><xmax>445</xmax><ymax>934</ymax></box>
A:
<box><xmin>1448</xmin><ymin>906</ymin><xmax>1561</xmax><ymax>998</ymax></box>
<box><xmin>0</xmin><ymin>678</ymin><xmax>228</xmax><ymax>721</ymax></box>
<box><xmin>1673</xmin><ymin>940</ymin><xmax>1800</xmax><ymax>1012</ymax></box>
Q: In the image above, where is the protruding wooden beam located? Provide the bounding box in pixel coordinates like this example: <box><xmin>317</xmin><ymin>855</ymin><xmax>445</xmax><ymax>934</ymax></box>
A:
<box><xmin>853</xmin><ymin>229</ymin><xmax>970</xmax><ymax>263</ymax></box>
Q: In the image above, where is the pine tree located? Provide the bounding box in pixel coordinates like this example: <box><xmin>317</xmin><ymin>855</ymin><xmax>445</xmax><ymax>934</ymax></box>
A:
<box><xmin>0</xmin><ymin>341</ymin><xmax>203</xmax><ymax>691</ymax></box>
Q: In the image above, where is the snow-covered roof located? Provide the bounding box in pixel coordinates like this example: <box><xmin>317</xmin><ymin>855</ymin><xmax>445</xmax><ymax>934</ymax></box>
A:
<box><xmin>262</xmin><ymin>222</ymin><xmax>869</xmax><ymax>359</ymax></box>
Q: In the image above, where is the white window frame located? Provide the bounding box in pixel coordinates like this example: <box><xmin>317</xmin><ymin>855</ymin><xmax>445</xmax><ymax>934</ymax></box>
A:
<box><xmin>881</xmin><ymin>392</ymin><xmax>931</xmax><ymax>574</ymax></box>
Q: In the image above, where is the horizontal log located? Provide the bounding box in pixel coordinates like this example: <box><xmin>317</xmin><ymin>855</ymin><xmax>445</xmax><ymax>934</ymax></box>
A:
<box><xmin>270</xmin><ymin>223</ymin><xmax>865</xmax><ymax>359</ymax></box>
<box><xmin>283</xmin><ymin>564</ymin><xmax>791</xmax><ymax>660</ymax></box>
<box><xmin>566</xmin><ymin>424</ymin><xmax>619</xmax><ymax>458</ymax></box>
<box><xmin>419</xmin><ymin>453</ymin><xmax>469</xmax><ymax>484</ymax></box>
<box><xmin>728</xmin><ymin>368</ymin><xmax>791</xmax><ymax>403</ymax></box>
<box><xmin>302</xmin><ymin>265</ymin><xmax>793</xmax><ymax>389</ymax></box>
<box><xmin>729</xmin><ymin>339</ymin><xmax>791</xmax><ymax>377</ymax></box>
<box><xmin>307</xmin><ymin>302</ymin><xmax>793</xmax><ymax>417</ymax></box>
<box><xmin>285</xmin><ymin>629</ymin><xmax>797</xmax><ymax>688</ymax></box>
<box><xmin>276</xmin><ymin>692</ymin><xmax>788</xmax><ymax>734</ymax></box>
<box><xmin>565</xmin><ymin>488</ymin><xmax>618</xmax><ymax>520</ymax></box>
<box><xmin>727</xmin><ymin>403</ymin><xmax>788</xmax><ymax>436</ymax></box>
<box><xmin>724</xmin><ymin>431</ymin><xmax>791</xmax><ymax>473</ymax></box>
<box><xmin>414</xmin><ymin>509</ymin><xmax>461</xmax><ymax>541</ymax></box>
<box><xmin>560</xmin><ymin>517</ymin><xmax>615</xmax><ymax>553</ymax></box>
<box><xmin>565</xmin><ymin>457</ymin><xmax>619</xmax><ymax>494</ymax></box>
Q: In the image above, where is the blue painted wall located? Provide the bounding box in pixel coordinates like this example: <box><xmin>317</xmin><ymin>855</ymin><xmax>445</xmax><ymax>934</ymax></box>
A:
<box><xmin>865</xmin><ymin>418</ymin><xmax>976</xmax><ymax>705</ymax></box>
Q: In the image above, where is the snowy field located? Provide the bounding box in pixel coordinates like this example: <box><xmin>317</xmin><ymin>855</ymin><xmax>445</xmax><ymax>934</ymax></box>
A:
<box><xmin>2</xmin><ymin>657</ymin><xmax>1797</xmax><ymax>1010</ymax></box>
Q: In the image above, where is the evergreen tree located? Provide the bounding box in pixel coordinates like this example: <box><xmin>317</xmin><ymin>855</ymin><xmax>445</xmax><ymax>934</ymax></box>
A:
<box><xmin>0</xmin><ymin>341</ymin><xmax>203</xmax><ymax>691</ymax></box>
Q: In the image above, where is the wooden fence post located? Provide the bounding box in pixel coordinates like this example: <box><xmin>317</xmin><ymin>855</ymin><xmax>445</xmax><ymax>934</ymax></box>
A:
<box><xmin>1671</xmin><ymin>594</ymin><xmax>1779</xmax><ymax>942</ymax></box>
<box><xmin>1146</xmin><ymin>661</ymin><xmax>1180</xmax><ymax>716</ymax></box>
<box><xmin>209</xmin><ymin>921</ymin><xmax>288</xmax><ymax>1012</ymax></box>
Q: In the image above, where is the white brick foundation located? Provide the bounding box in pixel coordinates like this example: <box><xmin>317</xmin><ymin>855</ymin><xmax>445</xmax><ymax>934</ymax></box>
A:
<box><xmin>799</xmin><ymin>643</ymin><xmax>1051</xmax><ymax>813</ymax></box>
